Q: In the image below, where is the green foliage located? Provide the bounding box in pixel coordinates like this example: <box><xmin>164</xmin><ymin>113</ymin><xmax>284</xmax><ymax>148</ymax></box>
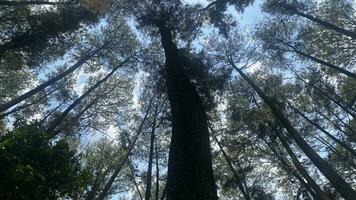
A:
<box><xmin>1</xmin><ymin>0</ymin><xmax>355</xmax><ymax>199</ymax></box>
<box><xmin>0</xmin><ymin>122</ymin><xmax>90</xmax><ymax>199</ymax></box>
<box><xmin>79</xmin><ymin>137</ymin><xmax>130</xmax><ymax>199</ymax></box>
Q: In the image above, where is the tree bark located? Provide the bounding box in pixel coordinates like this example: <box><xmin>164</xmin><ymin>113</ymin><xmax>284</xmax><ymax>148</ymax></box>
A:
<box><xmin>155</xmin><ymin>20</ymin><xmax>218</xmax><ymax>200</ymax></box>
<box><xmin>160</xmin><ymin>184</ymin><xmax>167</xmax><ymax>200</ymax></box>
<box><xmin>230</xmin><ymin>61</ymin><xmax>356</xmax><ymax>200</ymax></box>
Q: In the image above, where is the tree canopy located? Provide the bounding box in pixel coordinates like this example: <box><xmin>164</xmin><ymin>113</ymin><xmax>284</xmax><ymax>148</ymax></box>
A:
<box><xmin>0</xmin><ymin>0</ymin><xmax>355</xmax><ymax>199</ymax></box>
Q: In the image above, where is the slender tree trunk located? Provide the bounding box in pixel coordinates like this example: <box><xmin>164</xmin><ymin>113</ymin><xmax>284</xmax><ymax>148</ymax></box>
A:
<box><xmin>315</xmin><ymin>109</ymin><xmax>350</xmax><ymax>135</ymax></box>
<box><xmin>318</xmin><ymin>80</ymin><xmax>356</xmax><ymax>113</ymax></box>
<box><xmin>271</xmin><ymin>127</ymin><xmax>331</xmax><ymax>200</ymax></box>
<box><xmin>155</xmin><ymin>141</ymin><xmax>160</xmax><ymax>200</ymax></box>
<box><xmin>155</xmin><ymin>20</ymin><xmax>218</xmax><ymax>200</ymax></box>
<box><xmin>209</xmin><ymin>125</ymin><xmax>250</xmax><ymax>200</ymax></box>
<box><xmin>260</xmin><ymin>137</ymin><xmax>318</xmax><ymax>200</ymax></box>
<box><xmin>145</xmin><ymin>106</ymin><xmax>158</xmax><ymax>200</ymax></box>
<box><xmin>94</xmin><ymin>92</ymin><xmax>156</xmax><ymax>200</ymax></box>
<box><xmin>73</xmin><ymin>83</ymin><xmax>117</xmax><ymax>120</ymax></box>
<box><xmin>230</xmin><ymin>61</ymin><xmax>356</xmax><ymax>200</ymax></box>
<box><xmin>0</xmin><ymin>43</ymin><xmax>108</xmax><ymax>113</ymax></box>
<box><xmin>46</xmin><ymin>55</ymin><xmax>133</xmax><ymax>134</ymax></box>
<box><xmin>288</xmin><ymin>67</ymin><xmax>356</xmax><ymax>119</ymax></box>
<box><xmin>40</xmin><ymin>101</ymin><xmax>66</xmax><ymax>124</ymax></box>
<box><xmin>277</xmin><ymin>2</ymin><xmax>356</xmax><ymax>39</ymax></box>
<box><xmin>74</xmin><ymin>95</ymin><xmax>102</xmax><ymax>120</ymax></box>
<box><xmin>285</xmin><ymin>99</ymin><xmax>356</xmax><ymax>157</ymax></box>
<box><xmin>253</xmin><ymin>99</ymin><xmax>326</xmax><ymax>200</ymax></box>
<box><xmin>278</xmin><ymin>40</ymin><xmax>356</xmax><ymax>80</ymax></box>
<box><xmin>129</xmin><ymin>158</ymin><xmax>144</xmax><ymax>200</ymax></box>
<box><xmin>0</xmin><ymin>88</ymin><xmax>56</xmax><ymax>119</ymax></box>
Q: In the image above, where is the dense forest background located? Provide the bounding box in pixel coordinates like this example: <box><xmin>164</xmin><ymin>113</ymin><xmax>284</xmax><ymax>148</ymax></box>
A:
<box><xmin>0</xmin><ymin>0</ymin><xmax>355</xmax><ymax>199</ymax></box>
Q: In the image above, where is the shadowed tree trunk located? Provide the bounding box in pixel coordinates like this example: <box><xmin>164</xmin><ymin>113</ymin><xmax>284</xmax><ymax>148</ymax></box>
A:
<box><xmin>160</xmin><ymin>184</ymin><xmax>167</xmax><ymax>200</ymax></box>
<box><xmin>40</xmin><ymin>101</ymin><xmax>67</xmax><ymax>124</ymax></box>
<box><xmin>252</xmin><ymin>98</ymin><xmax>328</xmax><ymax>199</ymax></box>
<box><xmin>0</xmin><ymin>88</ymin><xmax>57</xmax><ymax>119</ymax></box>
<box><xmin>155</xmin><ymin>19</ymin><xmax>218</xmax><ymax>200</ymax></box>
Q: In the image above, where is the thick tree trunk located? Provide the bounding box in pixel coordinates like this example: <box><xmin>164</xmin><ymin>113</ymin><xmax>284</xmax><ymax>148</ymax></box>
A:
<box><xmin>155</xmin><ymin>21</ymin><xmax>218</xmax><ymax>200</ymax></box>
<box><xmin>0</xmin><ymin>43</ymin><xmax>108</xmax><ymax>113</ymax></box>
<box><xmin>230</xmin><ymin>62</ymin><xmax>356</xmax><ymax>200</ymax></box>
<box><xmin>277</xmin><ymin>2</ymin><xmax>356</xmax><ymax>40</ymax></box>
